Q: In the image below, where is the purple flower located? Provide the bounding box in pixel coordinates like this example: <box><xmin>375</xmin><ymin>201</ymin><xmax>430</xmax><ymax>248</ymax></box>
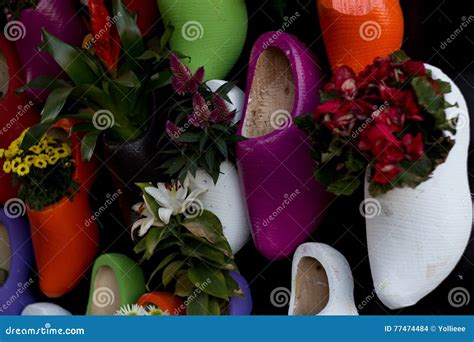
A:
<box><xmin>188</xmin><ymin>92</ymin><xmax>211</xmax><ymax>128</ymax></box>
<box><xmin>210</xmin><ymin>94</ymin><xmax>235</xmax><ymax>124</ymax></box>
<box><xmin>166</xmin><ymin>120</ymin><xmax>182</xmax><ymax>140</ymax></box>
<box><xmin>170</xmin><ymin>54</ymin><xmax>205</xmax><ymax>95</ymax></box>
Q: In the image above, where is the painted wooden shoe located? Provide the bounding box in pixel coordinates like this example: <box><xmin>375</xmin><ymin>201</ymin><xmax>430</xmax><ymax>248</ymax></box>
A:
<box><xmin>236</xmin><ymin>32</ymin><xmax>331</xmax><ymax>260</ymax></box>
<box><xmin>317</xmin><ymin>0</ymin><xmax>404</xmax><ymax>73</ymax></box>
<box><xmin>22</xmin><ymin>303</ymin><xmax>71</xmax><ymax>316</ymax></box>
<box><xmin>157</xmin><ymin>0</ymin><xmax>248</xmax><ymax>80</ymax></box>
<box><xmin>137</xmin><ymin>292</ymin><xmax>185</xmax><ymax>315</ymax></box>
<box><xmin>289</xmin><ymin>243</ymin><xmax>358</xmax><ymax>315</ymax></box>
<box><xmin>365</xmin><ymin>65</ymin><xmax>472</xmax><ymax>309</ymax></box>
<box><xmin>0</xmin><ymin>211</ymin><xmax>35</xmax><ymax>315</ymax></box>
<box><xmin>229</xmin><ymin>272</ymin><xmax>253</xmax><ymax>315</ymax></box>
<box><xmin>12</xmin><ymin>0</ymin><xmax>85</xmax><ymax>100</ymax></box>
<box><xmin>86</xmin><ymin>254</ymin><xmax>146</xmax><ymax>315</ymax></box>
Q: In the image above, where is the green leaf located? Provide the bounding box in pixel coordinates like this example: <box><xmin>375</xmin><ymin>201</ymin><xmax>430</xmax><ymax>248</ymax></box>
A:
<box><xmin>319</xmin><ymin>90</ymin><xmax>340</xmax><ymax>103</ymax></box>
<box><xmin>112</xmin><ymin>0</ymin><xmax>144</xmax><ymax>59</ymax></box>
<box><xmin>188</xmin><ymin>265</ymin><xmax>229</xmax><ymax>301</ymax></box>
<box><xmin>19</xmin><ymin>123</ymin><xmax>52</xmax><ymax>150</ymax></box>
<box><xmin>41</xmin><ymin>87</ymin><xmax>75</xmax><ymax>124</ymax></box>
<box><xmin>411</xmin><ymin>76</ymin><xmax>446</xmax><ymax>124</ymax></box>
<box><xmin>175</xmin><ymin>132</ymin><xmax>201</xmax><ymax>143</ymax></box>
<box><xmin>133</xmin><ymin>236</ymin><xmax>147</xmax><ymax>254</ymax></box>
<box><xmin>81</xmin><ymin>131</ymin><xmax>101</xmax><ymax>161</ymax></box>
<box><xmin>147</xmin><ymin>70</ymin><xmax>172</xmax><ymax>93</ymax></box>
<box><xmin>207</xmin><ymin>297</ymin><xmax>222</xmax><ymax>315</ymax></box>
<box><xmin>186</xmin><ymin>291</ymin><xmax>209</xmax><ymax>315</ymax></box>
<box><xmin>175</xmin><ymin>271</ymin><xmax>195</xmax><ymax>297</ymax></box>
<box><xmin>182</xmin><ymin>210</ymin><xmax>223</xmax><ymax>243</ymax></box>
<box><xmin>16</xmin><ymin>76</ymin><xmax>71</xmax><ymax>93</ymax></box>
<box><xmin>113</xmin><ymin>70</ymin><xmax>140</xmax><ymax>88</ymax></box>
<box><xmin>40</xmin><ymin>29</ymin><xmax>98</xmax><ymax>85</ymax></box>
<box><xmin>215</xmin><ymin>139</ymin><xmax>228</xmax><ymax>159</ymax></box>
<box><xmin>145</xmin><ymin>227</ymin><xmax>169</xmax><ymax>258</ymax></box>
<box><xmin>390</xmin><ymin>50</ymin><xmax>409</xmax><ymax>63</ymax></box>
<box><xmin>325</xmin><ymin>175</ymin><xmax>361</xmax><ymax>196</ymax></box>
<box><xmin>162</xmin><ymin>260</ymin><xmax>185</xmax><ymax>287</ymax></box>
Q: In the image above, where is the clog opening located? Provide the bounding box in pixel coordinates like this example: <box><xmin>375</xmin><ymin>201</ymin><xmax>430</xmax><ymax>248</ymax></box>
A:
<box><xmin>294</xmin><ymin>256</ymin><xmax>329</xmax><ymax>315</ymax></box>
<box><xmin>0</xmin><ymin>224</ymin><xmax>11</xmax><ymax>287</ymax></box>
<box><xmin>89</xmin><ymin>266</ymin><xmax>120</xmax><ymax>315</ymax></box>
<box><xmin>242</xmin><ymin>47</ymin><xmax>295</xmax><ymax>138</ymax></box>
<box><xmin>0</xmin><ymin>51</ymin><xmax>9</xmax><ymax>100</ymax></box>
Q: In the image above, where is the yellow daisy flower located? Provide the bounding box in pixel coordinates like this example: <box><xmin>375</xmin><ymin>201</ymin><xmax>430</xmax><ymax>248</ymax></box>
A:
<box><xmin>47</xmin><ymin>155</ymin><xmax>59</xmax><ymax>165</ymax></box>
<box><xmin>33</xmin><ymin>157</ymin><xmax>48</xmax><ymax>169</ymax></box>
<box><xmin>24</xmin><ymin>155</ymin><xmax>36</xmax><ymax>165</ymax></box>
<box><xmin>16</xmin><ymin>163</ymin><xmax>30</xmax><ymax>176</ymax></box>
<box><xmin>11</xmin><ymin>157</ymin><xmax>22</xmax><ymax>172</ymax></box>
<box><xmin>3</xmin><ymin>160</ymin><xmax>12</xmax><ymax>173</ymax></box>
<box><xmin>29</xmin><ymin>145</ymin><xmax>43</xmax><ymax>155</ymax></box>
<box><xmin>55</xmin><ymin>145</ymin><xmax>71</xmax><ymax>158</ymax></box>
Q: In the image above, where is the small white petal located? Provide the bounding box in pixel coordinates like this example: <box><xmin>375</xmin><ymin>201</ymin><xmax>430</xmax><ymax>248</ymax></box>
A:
<box><xmin>158</xmin><ymin>207</ymin><xmax>173</xmax><ymax>224</ymax></box>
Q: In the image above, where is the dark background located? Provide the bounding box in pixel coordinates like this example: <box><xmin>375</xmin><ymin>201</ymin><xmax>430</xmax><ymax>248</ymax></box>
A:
<box><xmin>32</xmin><ymin>0</ymin><xmax>473</xmax><ymax>315</ymax></box>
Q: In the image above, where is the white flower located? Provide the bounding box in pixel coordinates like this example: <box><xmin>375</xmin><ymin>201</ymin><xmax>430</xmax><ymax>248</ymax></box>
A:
<box><xmin>147</xmin><ymin>305</ymin><xmax>170</xmax><ymax>316</ymax></box>
<box><xmin>115</xmin><ymin>304</ymin><xmax>148</xmax><ymax>316</ymax></box>
<box><xmin>144</xmin><ymin>177</ymin><xmax>206</xmax><ymax>224</ymax></box>
<box><xmin>131</xmin><ymin>200</ymin><xmax>164</xmax><ymax>239</ymax></box>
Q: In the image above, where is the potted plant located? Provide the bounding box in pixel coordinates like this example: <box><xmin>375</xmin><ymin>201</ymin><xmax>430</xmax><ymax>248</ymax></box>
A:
<box><xmin>296</xmin><ymin>51</ymin><xmax>471</xmax><ymax>309</ymax></box>
<box><xmin>19</xmin><ymin>0</ymin><xmax>172</xmax><ymax>227</ymax></box>
<box><xmin>160</xmin><ymin>54</ymin><xmax>250</xmax><ymax>254</ymax></box>
<box><xmin>0</xmin><ymin>0</ymin><xmax>85</xmax><ymax>100</ymax></box>
<box><xmin>131</xmin><ymin>177</ymin><xmax>247</xmax><ymax>315</ymax></box>
<box><xmin>0</xmin><ymin>119</ymin><xmax>99</xmax><ymax>298</ymax></box>
<box><xmin>0</xmin><ymin>32</ymin><xmax>39</xmax><ymax>203</ymax></box>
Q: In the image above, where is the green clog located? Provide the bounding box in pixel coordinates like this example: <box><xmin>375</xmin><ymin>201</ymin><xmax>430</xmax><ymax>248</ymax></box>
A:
<box><xmin>158</xmin><ymin>0</ymin><xmax>248</xmax><ymax>80</ymax></box>
<box><xmin>86</xmin><ymin>254</ymin><xmax>146</xmax><ymax>315</ymax></box>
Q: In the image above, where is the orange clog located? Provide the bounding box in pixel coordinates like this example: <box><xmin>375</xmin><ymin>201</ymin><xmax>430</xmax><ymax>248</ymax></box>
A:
<box><xmin>137</xmin><ymin>292</ymin><xmax>185</xmax><ymax>315</ymax></box>
<box><xmin>26</xmin><ymin>119</ymin><xmax>99</xmax><ymax>298</ymax></box>
<box><xmin>317</xmin><ymin>0</ymin><xmax>404</xmax><ymax>72</ymax></box>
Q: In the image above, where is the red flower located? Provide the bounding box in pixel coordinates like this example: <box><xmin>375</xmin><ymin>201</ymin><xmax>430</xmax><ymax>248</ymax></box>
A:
<box><xmin>378</xmin><ymin>84</ymin><xmax>404</xmax><ymax>105</ymax></box>
<box><xmin>403</xmin><ymin>60</ymin><xmax>426</xmax><ymax>77</ymax></box>
<box><xmin>333</xmin><ymin>66</ymin><xmax>357</xmax><ymax>98</ymax></box>
<box><xmin>316</xmin><ymin>100</ymin><xmax>356</xmax><ymax>136</ymax></box>
<box><xmin>372</xmin><ymin>163</ymin><xmax>401</xmax><ymax>184</ymax></box>
<box><xmin>374</xmin><ymin>107</ymin><xmax>405</xmax><ymax>133</ymax></box>
<box><xmin>403</xmin><ymin>90</ymin><xmax>424</xmax><ymax>121</ymax></box>
<box><xmin>188</xmin><ymin>92</ymin><xmax>211</xmax><ymax>128</ymax></box>
<box><xmin>360</xmin><ymin>124</ymin><xmax>404</xmax><ymax>163</ymax></box>
<box><xmin>88</xmin><ymin>0</ymin><xmax>121</xmax><ymax>75</ymax></box>
<box><xmin>402</xmin><ymin>133</ymin><xmax>424</xmax><ymax>160</ymax></box>
<box><xmin>209</xmin><ymin>95</ymin><xmax>235</xmax><ymax>124</ymax></box>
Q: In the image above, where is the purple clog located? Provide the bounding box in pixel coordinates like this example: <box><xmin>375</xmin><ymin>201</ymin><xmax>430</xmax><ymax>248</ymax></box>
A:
<box><xmin>0</xmin><ymin>209</ymin><xmax>35</xmax><ymax>315</ymax></box>
<box><xmin>236</xmin><ymin>32</ymin><xmax>331</xmax><ymax>260</ymax></box>
<box><xmin>13</xmin><ymin>0</ymin><xmax>85</xmax><ymax>100</ymax></box>
<box><xmin>229</xmin><ymin>272</ymin><xmax>252</xmax><ymax>315</ymax></box>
